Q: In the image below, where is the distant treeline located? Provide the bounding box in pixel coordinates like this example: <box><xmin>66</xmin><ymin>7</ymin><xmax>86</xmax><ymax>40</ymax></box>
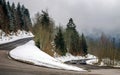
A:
<box><xmin>0</xmin><ymin>0</ymin><xmax>32</xmax><ymax>34</ymax></box>
<box><xmin>87</xmin><ymin>33</ymin><xmax>120</xmax><ymax>65</ymax></box>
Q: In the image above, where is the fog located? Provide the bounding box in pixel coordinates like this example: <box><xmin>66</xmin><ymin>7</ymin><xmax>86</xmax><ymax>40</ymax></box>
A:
<box><xmin>8</xmin><ymin>0</ymin><xmax>120</xmax><ymax>35</ymax></box>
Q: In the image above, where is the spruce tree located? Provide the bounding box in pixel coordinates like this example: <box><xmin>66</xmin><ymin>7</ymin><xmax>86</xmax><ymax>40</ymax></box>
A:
<box><xmin>20</xmin><ymin>5</ymin><xmax>25</xmax><ymax>30</ymax></box>
<box><xmin>70</xmin><ymin>29</ymin><xmax>80</xmax><ymax>55</ymax></box>
<box><xmin>65</xmin><ymin>18</ymin><xmax>80</xmax><ymax>55</ymax></box>
<box><xmin>7</xmin><ymin>1</ymin><xmax>15</xmax><ymax>32</ymax></box>
<box><xmin>3</xmin><ymin>0</ymin><xmax>8</xmax><ymax>16</ymax></box>
<box><xmin>2</xmin><ymin>0</ymin><xmax>9</xmax><ymax>33</ymax></box>
<box><xmin>65</xmin><ymin>18</ymin><xmax>75</xmax><ymax>51</ymax></box>
<box><xmin>67</xmin><ymin>18</ymin><xmax>76</xmax><ymax>29</ymax></box>
<box><xmin>0</xmin><ymin>0</ymin><xmax>3</xmax><ymax>5</ymax></box>
<box><xmin>3</xmin><ymin>1</ymin><xmax>9</xmax><ymax>33</ymax></box>
<box><xmin>54</xmin><ymin>26</ymin><xmax>67</xmax><ymax>55</ymax></box>
<box><xmin>81</xmin><ymin>33</ymin><xmax>88</xmax><ymax>55</ymax></box>
<box><xmin>23</xmin><ymin>8</ymin><xmax>32</xmax><ymax>31</ymax></box>
<box><xmin>0</xmin><ymin>0</ymin><xmax>32</xmax><ymax>33</ymax></box>
<box><xmin>0</xmin><ymin>0</ymin><xmax>4</xmax><ymax>29</ymax></box>
<box><xmin>11</xmin><ymin>2</ymin><xmax>17</xmax><ymax>32</ymax></box>
<box><xmin>17</xmin><ymin>3</ymin><xmax>22</xmax><ymax>30</ymax></box>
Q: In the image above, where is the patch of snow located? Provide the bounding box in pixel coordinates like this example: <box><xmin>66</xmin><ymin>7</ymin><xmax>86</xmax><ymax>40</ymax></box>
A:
<box><xmin>0</xmin><ymin>30</ymin><xmax>34</xmax><ymax>44</ymax></box>
<box><xmin>114</xmin><ymin>65</ymin><xmax>120</xmax><ymax>68</ymax></box>
<box><xmin>100</xmin><ymin>58</ymin><xmax>120</xmax><ymax>67</ymax></box>
<box><xmin>99</xmin><ymin>62</ymin><xmax>106</xmax><ymax>66</ymax></box>
<box><xmin>55</xmin><ymin>53</ymin><xmax>98</xmax><ymax>65</ymax></box>
<box><xmin>9</xmin><ymin>40</ymin><xmax>85</xmax><ymax>71</ymax></box>
<box><xmin>86</xmin><ymin>54</ymin><xmax>97</xmax><ymax>59</ymax></box>
<box><xmin>86</xmin><ymin>58</ymin><xmax>98</xmax><ymax>65</ymax></box>
<box><xmin>55</xmin><ymin>53</ymin><xmax>85</xmax><ymax>62</ymax></box>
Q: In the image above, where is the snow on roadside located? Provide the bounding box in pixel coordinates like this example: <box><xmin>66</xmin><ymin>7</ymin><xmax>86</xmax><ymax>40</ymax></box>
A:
<box><xmin>86</xmin><ymin>59</ymin><xmax>98</xmax><ymax>65</ymax></box>
<box><xmin>55</xmin><ymin>50</ymin><xmax>120</xmax><ymax>67</ymax></box>
<box><xmin>0</xmin><ymin>30</ymin><xmax>34</xmax><ymax>44</ymax></box>
<box><xmin>99</xmin><ymin>58</ymin><xmax>120</xmax><ymax>67</ymax></box>
<box><xmin>55</xmin><ymin>53</ymin><xmax>98</xmax><ymax>65</ymax></box>
<box><xmin>9</xmin><ymin>40</ymin><xmax>85</xmax><ymax>71</ymax></box>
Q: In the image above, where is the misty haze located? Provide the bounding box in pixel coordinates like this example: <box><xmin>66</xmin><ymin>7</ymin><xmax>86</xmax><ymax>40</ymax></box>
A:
<box><xmin>8</xmin><ymin>0</ymin><xmax>120</xmax><ymax>35</ymax></box>
<box><xmin>0</xmin><ymin>0</ymin><xmax>120</xmax><ymax>75</ymax></box>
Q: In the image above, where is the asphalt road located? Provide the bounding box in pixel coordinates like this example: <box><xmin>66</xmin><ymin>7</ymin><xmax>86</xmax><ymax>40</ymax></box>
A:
<box><xmin>0</xmin><ymin>50</ymin><xmax>93</xmax><ymax>75</ymax></box>
<box><xmin>0</xmin><ymin>38</ymin><xmax>89</xmax><ymax>75</ymax></box>
<box><xmin>0</xmin><ymin>38</ymin><xmax>120</xmax><ymax>75</ymax></box>
<box><xmin>0</xmin><ymin>37</ymin><xmax>33</xmax><ymax>50</ymax></box>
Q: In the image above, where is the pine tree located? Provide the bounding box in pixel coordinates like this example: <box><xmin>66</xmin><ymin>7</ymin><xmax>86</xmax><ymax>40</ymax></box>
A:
<box><xmin>16</xmin><ymin>5</ymin><xmax>32</xmax><ymax>31</ymax></box>
<box><xmin>17</xmin><ymin>3</ymin><xmax>22</xmax><ymax>30</ymax></box>
<box><xmin>21</xmin><ymin>5</ymin><xmax>26</xmax><ymax>30</ymax></box>
<box><xmin>41</xmin><ymin>10</ymin><xmax>50</xmax><ymax>26</ymax></box>
<box><xmin>0</xmin><ymin>0</ymin><xmax>32</xmax><ymax>34</ymax></box>
<box><xmin>0</xmin><ymin>0</ymin><xmax>3</xmax><ymax>5</ymax></box>
<box><xmin>67</xmin><ymin>18</ymin><xmax>76</xmax><ymax>29</ymax></box>
<box><xmin>11</xmin><ymin>2</ymin><xmax>17</xmax><ymax>32</ymax></box>
<box><xmin>81</xmin><ymin>33</ymin><xmax>88</xmax><ymax>55</ymax></box>
<box><xmin>2</xmin><ymin>0</ymin><xmax>9</xmax><ymax>34</ymax></box>
<box><xmin>54</xmin><ymin>26</ymin><xmax>67</xmax><ymax>55</ymax></box>
<box><xmin>24</xmin><ymin>8</ymin><xmax>32</xmax><ymax>31</ymax></box>
<box><xmin>65</xmin><ymin>18</ymin><xmax>75</xmax><ymax>51</ymax></box>
<box><xmin>65</xmin><ymin>18</ymin><xmax>81</xmax><ymax>55</ymax></box>
<box><xmin>7</xmin><ymin>1</ymin><xmax>15</xmax><ymax>32</ymax></box>
<box><xmin>70</xmin><ymin>29</ymin><xmax>81</xmax><ymax>55</ymax></box>
<box><xmin>0</xmin><ymin>0</ymin><xmax>4</xmax><ymax>29</ymax></box>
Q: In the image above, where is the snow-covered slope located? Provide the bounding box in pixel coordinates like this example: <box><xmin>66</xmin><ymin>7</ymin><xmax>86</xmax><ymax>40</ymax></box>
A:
<box><xmin>9</xmin><ymin>40</ymin><xmax>85</xmax><ymax>71</ymax></box>
<box><xmin>55</xmin><ymin>53</ymin><xmax>98</xmax><ymax>65</ymax></box>
<box><xmin>0</xmin><ymin>30</ymin><xmax>34</xmax><ymax>44</ymax></box>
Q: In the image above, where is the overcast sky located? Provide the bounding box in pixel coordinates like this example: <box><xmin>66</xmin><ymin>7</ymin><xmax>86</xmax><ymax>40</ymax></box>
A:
<box><xmin>8</xmin><ymin>0</ymin><xmax>120</xmax><ymax>35</ymax></box>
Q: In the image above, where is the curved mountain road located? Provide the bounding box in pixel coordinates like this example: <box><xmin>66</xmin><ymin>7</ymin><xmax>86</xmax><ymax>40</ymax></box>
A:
<box><xmin>0</xmin><ymin>37</ymin><xmax>33</xmax><ymax>50</ymax></box>
<box><xmin>0</xmin><ymin>38</ymin><xmax>89</xmax><ymax>75</ymax></box>
<box><xmin>0</xmin><ymin>38</ymin><xmax>119</xmax><ymax>75</ymax></box>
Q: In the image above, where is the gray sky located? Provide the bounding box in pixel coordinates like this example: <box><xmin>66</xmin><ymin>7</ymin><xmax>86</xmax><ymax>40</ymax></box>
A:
<box><xmin>8</xmin><ymin>0</ymin><xmax>120</xmax><ymax>35</ymax></box>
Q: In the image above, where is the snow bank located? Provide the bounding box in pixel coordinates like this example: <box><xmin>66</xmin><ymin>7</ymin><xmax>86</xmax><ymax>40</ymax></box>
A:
<box><xmin>99</xmin><ymin>58</ymin><xmax>120</xmax><ymax>67</ymax></box>
<box><xmin>9</xmin><ymin>40</ymin><xmax>85</xmax><ymax>71</ymax></box>
<box><xmin>0</xmin><ymin>30</ymin><xmax>34</xmax><ymax>44</ymax></box>
<box><xmin>55</xmin><ymin>53</ymin><xmax>98</xmax><ymax>65</ymax></box>
<box><xmin>56</xmin><ymin>53</ymin><xmax>119</xmax><ymax>66</ymax></box>
<box><xmin>86</xmin><ymin>59</ymin><xmax>98</xmax><ymax>65</ymax></box>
